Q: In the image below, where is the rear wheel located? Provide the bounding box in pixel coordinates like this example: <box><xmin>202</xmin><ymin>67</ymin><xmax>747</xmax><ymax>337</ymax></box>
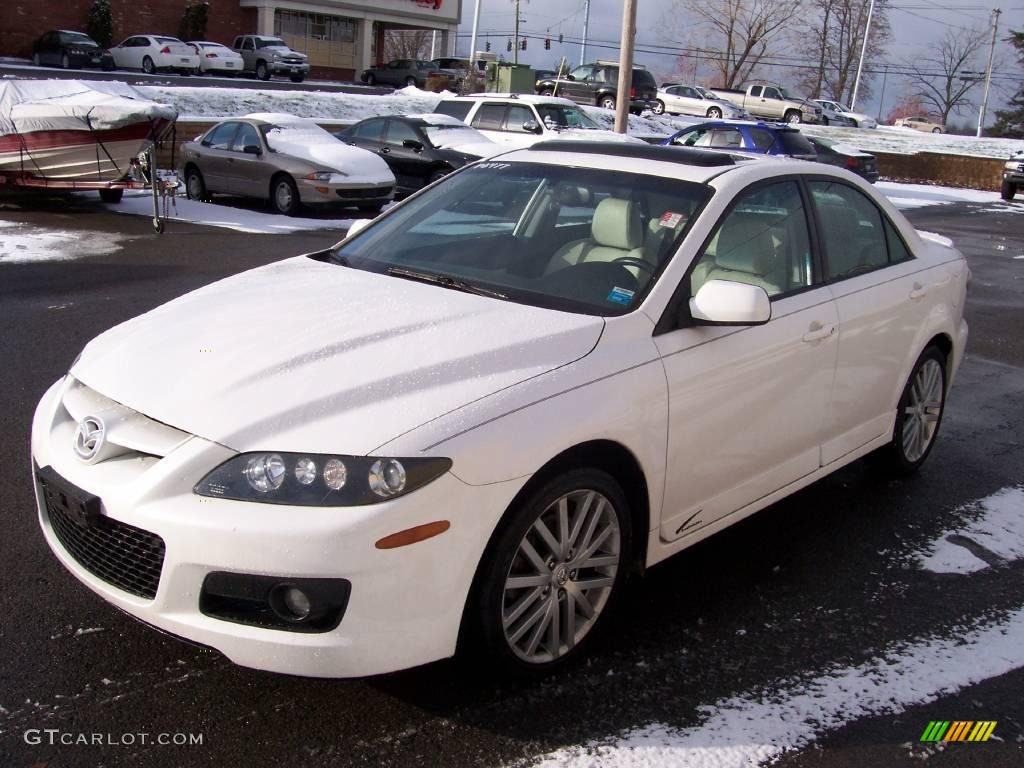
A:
<box><xmin>1002</xmin><ymin>180</ymin><xmax>1016</xmax><ymax>201</ymax></box>
<box><xmin>271</xmin><ymin>174</ymin><xmax>300</xmax><ymax>216</ymax></box>
<box><xmin>98</xmin><ymin>188</ymin><xmax>123</xmax><ymax>204</ymax></box>
<box><xmin>365</xmin><ymin>73</ymin><xmax>376</xmax><ymax>85</ymax></box>
<box><xmin>142</xmin><ymin>56</ymin><xmax>155</xmax><ymax>75</ymax></box>
<box><xmin>600</xmin><ymin>95</ymin><xmax>616</xmax><ymax>111</ymax></box>
<box><xmin>706</xmin><ymin>106</ymin><xmax>723</xmax><ymax>119</ymax></box>
<box><xmin>932</xmin><ymin>127</ymin><xmax>941</xmax><ymax>133</ymax></box>
<box><xmin>405</xmin><ymin>76</ymin><xmax>417</xmax><ymax>87</ymax></box>
<box><xmin>469</xmin><ymin>468</ymin><xmax>631</xmax><ymax>674</ymax></box>
<box><xmin>869</xmin><ymin>346</ymin><xmax>946</xmax><ymax>476</ymax></box>
<box><xmin>785</xmin><ymin>109</ymin><xmax>802</xmax><ymax>124</ymax></box>
<box><xmin>540</xmin><ymin>89</ymin><xmax>555</xmax><ymax>97</ymax></box>
<box><xmin>652</xmin><ymin>100</ymin><xmax>665</xmax><ymax>115</ymax></box>
<box><xmin>32</xmin><ymin>52</ymin><xmax>41</xmax><ymax>67</ymax></box>
<box><xmin>256</xmin><ymin>61</ymin><xmax>270</xmax><ymax>81</ymax></box>
<box><xmin>61</xmin><ymin>53</ymin><xmax>70</xmax><ymax>69</ymax></box>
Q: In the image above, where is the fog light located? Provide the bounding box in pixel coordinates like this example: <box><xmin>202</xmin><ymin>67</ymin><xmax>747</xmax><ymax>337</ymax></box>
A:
<box><xmin>272</xmin><ymin>585</ymin><xmax>311</xmax><ymax>622</ymax></box>
<box><xmin>369</xmin><ymin>459</ymin><xmax>406</xmax><ymax>497</ymax></box>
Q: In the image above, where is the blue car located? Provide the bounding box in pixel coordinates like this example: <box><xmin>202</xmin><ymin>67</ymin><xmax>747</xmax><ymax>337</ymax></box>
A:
<box><xmin>662</xmin><ymin>120</ymin><xmax>817</xmax><ymax>160</ymax></box>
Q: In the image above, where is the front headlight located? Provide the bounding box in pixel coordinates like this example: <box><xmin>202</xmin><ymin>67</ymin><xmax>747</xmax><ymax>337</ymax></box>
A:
<box><xmin>304</xmin><ymin>171</ymin><xmax>347</xmax><ymax>182</ymax></box>
<box><xmin>1005</xmin><ymin>160</ymin><xmax>1020</xmax><ymax>170</ymax></box>
<box><xmin>194</xmin><ymin>452</ymin><xmax>452</xmax><ymax>506</ymax></box>
<box><xmin>272</xmin><ymin>53</ymin><xmax>282</xmax><ymax>61</ymax></box>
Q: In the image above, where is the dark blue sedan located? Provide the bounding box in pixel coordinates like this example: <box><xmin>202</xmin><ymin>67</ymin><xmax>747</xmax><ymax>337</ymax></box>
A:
<box><xmin>662</xmin><ymin>120</ymin><xmax>816</xmax><ymax>160</ymax></box>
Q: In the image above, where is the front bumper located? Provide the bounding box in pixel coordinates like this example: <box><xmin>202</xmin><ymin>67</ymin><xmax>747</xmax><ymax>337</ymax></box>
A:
<box><xmin>69</xmin><ymin>51</ymin><xmax>114</xmax><ymax>69</ymax></box>
<box><xmin>31</xmin><ymin>377</ymin><xmax>524</xmax><ymax>677</ymax></box>
<box><xmin>270</xmin><ymin>61</ymin><xmax>309</xmax><ymax>76</ymax></box>
<box><xmin>299</xmin><ymin>179</ymin><xmax>394</xmax><ymax>205</ymax></box>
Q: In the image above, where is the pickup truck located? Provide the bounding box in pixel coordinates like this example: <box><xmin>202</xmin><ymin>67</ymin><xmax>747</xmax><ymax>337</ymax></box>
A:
<box><xmin>707</xmin><ymin>84</ymin><xmax>822</xmax><ymax>124</ymax></box>
<box><xmin>231</xmin><ymin>35</ymin><xmax>309</xmax><ymax>82</ymax></box>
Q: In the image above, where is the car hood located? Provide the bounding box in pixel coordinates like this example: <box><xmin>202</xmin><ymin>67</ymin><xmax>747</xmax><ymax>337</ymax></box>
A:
<box><xmin>434</xmin><ymin>141</ymin><xmax>503</xmax><ymax>159</ymax></box>
<box><xmin>263</xmin><ymin>46</ymin><xmax>306</xmax><ymax>59</ymax></box>
<box><xmin>71</xmin><ymin>256</ymin><xmax>604</xmax><ymax>455</ymax></box>
<box><xmin>264</xmin><ymin>133</ymin><xmax>394</xmax><ymax>182</ymax></box>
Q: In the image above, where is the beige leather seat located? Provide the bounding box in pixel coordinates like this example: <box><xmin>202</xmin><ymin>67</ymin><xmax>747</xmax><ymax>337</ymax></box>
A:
<box><xmin>692</xmin><ymin>211</ymin><xmax>785</xmax><ymax>295</ymax></box>
<box><xmin>547</xmin><ymin>198</ymin><xmax>644</xmax><ymax>273</ymax></box>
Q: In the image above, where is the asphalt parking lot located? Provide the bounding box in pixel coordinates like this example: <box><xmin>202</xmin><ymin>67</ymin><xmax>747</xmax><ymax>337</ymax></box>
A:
<box><xmin>0</xmin><ymin>194</ymin><xmax>1022</xmax><ymax>767</ymax></box>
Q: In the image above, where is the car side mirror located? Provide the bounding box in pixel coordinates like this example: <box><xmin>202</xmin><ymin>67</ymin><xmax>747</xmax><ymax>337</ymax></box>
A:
<box><xmin>689</xmin><ymin>279</ymin><xmax>771</xmax><ymax>325</ymax></box>
<box><xmin>402</xmin><ymin>139</ymin><xmax>424</xmax><ymax>152</ymax></box>
<box><xmin>565</xmin><ymin>74</ymin><xmax>575</xmax><ymax>81</ymax></box>
<box><xmin>243</xmin><ymin>144</ymin><xmax>261</xmax><ymax>155</ymax></box>
<box><xmin>522</xmin><ymin>120</ymin><xmax>542</xmax><ymax>134</ymax></box>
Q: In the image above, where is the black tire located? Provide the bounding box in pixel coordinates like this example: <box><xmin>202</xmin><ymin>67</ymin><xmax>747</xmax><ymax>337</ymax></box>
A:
<box><xmin>290</xmin><ymin>73</ymin><xmax>304</xmax><ymax>83</ymax></box>
<box><xmin>540</xmin><ymin>89</ymin><xmax>555</xmax><ymax>97</ymax></box>
<box><xmin>61</xmin><ymin>53</ymin><xmax>70</xmax><ymax>69</ymax></box>
<box><xmin>706</xmin><ymin>106</ymin><xmax>723</xmax><ymax>119</ymax></box>
<box><xmin>868</xmin><ymin>346</ymin><xmax>947</xmax><ymax>476</ymax></box>
<box><xmin>600</xmin><ymin>96</ymin><xmax>616</xmax><ymax>111</ymax></box>
<box><xmin>821</xmin><ymin>115</ymin><xmax>830</xmax><ymax>126</ymax></box>
<box><xmin>184</xmin><ymin>166</ymin><xmax>206</xmax><ymax>201</ymax></box>
<box><xmin>32</xmin><ymin>52</ymin><xmax>41</xmax><ymax>67</ymax></box>
<box><xmin>1001</xmin><ymin>180</ymin><xmax>1016</xmax><ymax>201</ymax></box>
<box><xmin>98</xmin><ymin>188</ymin><xmax>123</xmax><ymax>204</ymax></box>
<box><xmin>785</xmin><ymin>109</ymin><xmax>802</xmax><ymax>124</ymax></box>
<box><xmin>256</xmin><ymin>61</ymin><xmax>270</xmax><ymax>81</ymax></box>
<box><xmin>932</xmin><ymin>127</ymin><xmax>941</xmax><ymax>133</ymax></box>
<box><xmin>405</xmin><ymin>76</ymin><xmax>417</xmax><ymax>87</ymax></box>
<box><xmin>270</xmin><ymin>174</ymin><xmax>300</xmax><ymax>216</ymax></box>
<box><xmin>466</xmin><ymin>467</ymin><xmax>632</xmax><ymax>675</ymax></box>
<box><xmin>629</xmin><ymin>107</ymin><xmax>643</xmax><ymax>116</ymax></box>
<box><xmin>365</xmin><ymin>73</ymin><xmax>376</xmax><ymax>86</ymax></box>
<box><xmin>652</xmin><ymin>100</ymin><xmax>665</xmax><ymax>115</ymax></box>
<box><xmin>142</xmin><ymin>56</ymin><xmax>155</xmax><ymax>75</ymax></box>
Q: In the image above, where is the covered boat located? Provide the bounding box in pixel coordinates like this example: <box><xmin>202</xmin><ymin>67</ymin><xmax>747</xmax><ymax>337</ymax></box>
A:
<box><xmin>0</xmin><ymin>79</ymin><xmax>177</xmax><ymax>183</ymax></box>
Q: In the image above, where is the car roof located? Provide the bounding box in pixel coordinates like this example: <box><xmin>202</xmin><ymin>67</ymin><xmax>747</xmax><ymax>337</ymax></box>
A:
<box><xmin>445</xmin><ymin>93</ymin><xmax>577</xmax><ymax>107</ymax></box>
<box><xmin>674</xmin><ymin>120</ymin><xmax>796</xmax><ymax>131</ymax></box>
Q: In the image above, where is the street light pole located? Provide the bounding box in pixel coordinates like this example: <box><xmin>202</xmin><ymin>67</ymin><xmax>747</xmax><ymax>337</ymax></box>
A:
<box><xmin>467</xmin><ymin>0</ymin><xmax>482</xmax><ymax>70</ymax></box>
<box><xmin>850</xmin><ymin>0</ymin><xmax>876</xmax><ymax>110</ymax></box>
<box><xmin>614</xmin><ymin>0</ymin><xmax>638</xmax><ymax>133</ymax></box>
<box><xmin>514</xmin><ymin>0</ymin><xmax>520</xmax><ymax>65</ymax></box>
<box><xmin>977</xmin><ymin>8</ymin><xmax>1002</xmax><ymax>138</ymax></box>
<box><xmin>580</xmin><ymin>0</ymin><xmax>591</xmax><ymax>65</ymax></box>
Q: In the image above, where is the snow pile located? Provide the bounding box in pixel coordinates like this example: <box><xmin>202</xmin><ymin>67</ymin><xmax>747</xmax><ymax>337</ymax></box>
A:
<box><xmin>0</xmin><ymin>219</ymin><xmax>124</xmax><ymax>263</ymax></box>
<box><xmin>531</xmin><ymin>608</ymin><xmax>1024</xmax><ymax>768</ymax></box>
<box><xmin>876</xmin><ymin>181</ymin><xmax>1001</xmax><ymax>209</ymax></box>
<box><xmin>916</xmin><ymin>486</ymin><xmax>1024</xmax><ymax>574</ymax></box>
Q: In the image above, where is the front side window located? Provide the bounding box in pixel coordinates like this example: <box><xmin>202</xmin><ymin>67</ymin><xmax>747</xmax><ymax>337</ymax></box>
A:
<box><xmin>673</xmin><ymin>127</ymin><xmax>711</xmax><ymax>147</ymax></box>
<box><xmin>384</xmin><ymin>120</ymin><xmax>419</xmax><ymax>146</ymax></box>
<box><xmin>569</xmin><ymin>66</ymin><xmax>592</xmax><ymax>81</ymax></box>
<box><xmin>504</xmin><ymin>105</ymin><xmax>535</xmax><ymax>132</ymax></box>
<box><xmin>708</xmin><ymin>128</ymin><xmax>744</xmax><ymax>148</ymax></box>
<box><xmin>534</xmin><ymin>105</ymin><xmax>599</xmax><ymax>129</ymax></box>
<box><xmin>691</xmin><ymin>181</ymin><xmax>814</xmax><ymax>299</ymax></box>
<box><xmin>809</xmin><ymin>180</ymin><xmax>891</xmax><ymax>280</ymax></box>
<box><xmin>353</xmin><ymin>119</ymin><xmax>385</xmax><ymax>141</ymax></box>
<box><xmin>471</xmin><ymin>104</ymin><xmax>507</xmax><ymax>130</ymax></box>
<box><xmin>332</xmin><ymin>163</ymin><xmax>710</xmax><ymax>316</ymax></box>
<box><xmin>202</xmin><ymin>122</ymin><xmax>239</xmax><ymax>150</ymax></box>
<box><xmin>231</xmin><ymin>124</ymin><xmax>261</xmax><ymax>152</ymax></box>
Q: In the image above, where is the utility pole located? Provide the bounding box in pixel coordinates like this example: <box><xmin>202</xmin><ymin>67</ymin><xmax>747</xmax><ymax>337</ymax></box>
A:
<box><xmin>850</xmin><ymin>0</ymin><xmax>876</xmax><ymax>109</ymax></box>
<box><xmin>514</xmin><ymin>0</ymin><xmax>521</xmax><ymax>65</ymax></box>
<box><xmin>580</xmin><ymin>0</ymin><xmax>591</xmax><ymax>65</ymax></box>
<box><xmin>467</xmin><ymin>0</ymin><xmax>481</xmax><ymax>70</ymax></box>
<box><xmin>977</xmin><ymin>7</ymin><xmax>1002</xmax><ymax>137</ymax></box>
<box><xmin>614</xmin><ymin>0</ymin><xmax>637</xmax><ymax>133</ymax></box>
<box><xmin>877</xmin><ymin>64</ymin><xmax>888</xmax><ymax>121</ymax></box>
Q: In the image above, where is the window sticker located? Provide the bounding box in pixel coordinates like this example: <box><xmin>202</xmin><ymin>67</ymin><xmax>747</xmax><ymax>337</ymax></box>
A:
<box><xmin>607</xmin><ymin>286</ymin><xmax>635</xmax><ymax>305</ymax></box>
<box><xmin>660</xmin><ymin>211</ymin><xmax>685</xmax><ymax>228</ymax></box>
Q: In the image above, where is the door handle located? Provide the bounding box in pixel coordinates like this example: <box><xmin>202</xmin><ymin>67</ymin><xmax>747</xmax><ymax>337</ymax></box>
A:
<box><xmin>802</xmin><ymin>322</ymin><xmax>836</xmax><ymax>343</ymax></box>
<box><xmin>909</xmin><ymin>282</ymin><xmax>928</xmax><ymax>300</ymax></box>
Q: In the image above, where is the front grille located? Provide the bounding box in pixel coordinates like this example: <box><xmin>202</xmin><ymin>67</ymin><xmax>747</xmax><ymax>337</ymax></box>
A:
<box><xmin>337</xmin><ymin>186</ymin><xmax>393</xmax><ymax>200</ymax></box>
<box><xmin>44</xmin><ymin>490</ymin><xmax>166</xmax><ymax>600</ymax></box>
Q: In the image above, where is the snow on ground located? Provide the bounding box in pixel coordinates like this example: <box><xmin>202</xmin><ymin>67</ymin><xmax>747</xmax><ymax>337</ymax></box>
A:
<box><xmin>530</xmin><ymin>607</ymin><xmax>1024</xmax><ymax>768</ymax></box>
<box><xmin>876</xmin><ymin>181</ymin><xmax>1002</xmax><ymax>210</ymax></box>
<box><xmin>105</xmin><ymin>190</ymin><xmax>359</xmax><ymax>235</ymax></box>
<box><xmin>801</xmin><ymin>123</ymin><xmax>1024</xmax><ymax>160</ymax></box>
<box><xmin>915</xmin><ymin>487</ymin><xmax>1024</xmax><ymax>574</ymax></box>
<box><xmin>0</xmin><ymin>219</ymin><xmax>124</xmax><ymax>263</ymax></box>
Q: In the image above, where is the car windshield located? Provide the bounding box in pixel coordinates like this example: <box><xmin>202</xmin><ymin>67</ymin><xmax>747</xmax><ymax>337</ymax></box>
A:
<box><xmin>423</xmin><ymin>123</ymin><xmax>489</xmax><ymax>148</ymax></box>
<box><xmin>259</xmin><ymin>120</ymin><xmax>335</xmax><ymax>149</ymax></box>
<box><xmin>696</xmin><ymin>87</ymin><xmax>716</xmax><ymax>99</ymax></box>
<box><xmin>778</xmin><ymin>132</ymin><xmax>815</xmax><ymax>154</ymax></box>
<box><xmin>331</xmin><ymin>162</ymin><xmax>710</xmax><ymax>316</ymax></box>
<box><xmin>256</xmin><ymin>37</ymin><xmax>287</xmax><ymax>48</ymax></box>
<box><xmin>535</xmin><ymin>105</ymin><xmax>600</xmax><ymax>130</ymax></box>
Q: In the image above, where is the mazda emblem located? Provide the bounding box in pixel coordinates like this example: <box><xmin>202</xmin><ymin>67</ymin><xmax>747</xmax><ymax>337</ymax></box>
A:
<box><xmin>73</xmin><ymin>416</ymin><xmax>105</xmax><ymax>462</ymax></box>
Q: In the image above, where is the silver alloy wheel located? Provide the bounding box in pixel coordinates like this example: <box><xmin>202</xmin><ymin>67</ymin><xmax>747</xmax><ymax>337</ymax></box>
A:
<box><xmin>187</xmin><ymin>172</ymin><xmax>202</xmax><ymax>199</ymax></box>
<box><xmin>274</xmin><ymin>180</ymin><xmax>294</xmax><ymax>212</ymax></box>
<box><xmin>653</xmin><ymin>100</ymin><xmax>665</xmax><ymax>115</ymax></box>
<box><xmin>707</xmin><ymin>107</ymin><xmax>722</xmax><ymax>119</ymax></box>
<box><xmin>502</xmin><ymin>489</ymin><xmax>620</xmax><ymax>664</ymax></box>
<box><xmin>902</xmin><ymin>358</ymin><xmax>943</xmax><ymax>463</ymax></box>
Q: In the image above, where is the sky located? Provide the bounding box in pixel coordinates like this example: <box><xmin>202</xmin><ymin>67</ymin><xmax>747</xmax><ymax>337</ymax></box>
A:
<box><xmin>451</xmin><ymin>0</ymin><xmax>1022</xmax><ymax>126</ymax></box>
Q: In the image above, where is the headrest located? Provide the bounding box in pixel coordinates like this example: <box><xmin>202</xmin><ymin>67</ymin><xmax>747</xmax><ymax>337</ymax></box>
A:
<box><xmin>713</xmin><ymin>212</ymin><xmax>776</xmax><ymax>274</ymax></box>
<box><xmin>591</xmin><ymin>198</ymin><xmax>643</xmax><ymax>250</ymax></box>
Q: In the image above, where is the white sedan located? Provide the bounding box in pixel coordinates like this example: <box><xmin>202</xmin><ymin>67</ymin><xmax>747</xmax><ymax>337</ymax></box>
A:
<box><xmin>812</xmin><ymin>99</ymin><xmax>878</xmax><ymax>129</ymax></box>
<box><xmin>187</xmin><ymin>41</ymin><xmax>243</xmax><ymax>76</ymax></box>
<box><xmin>110</xmin><ymin>35</ymin><xmax>199</xmax><ymax>74</ymax></box>
<box><xmin>654</xmin><ymin>84</ymin><xmax>745</xmax><ymax>119</ymax></box>
<box><xmin>31</xmin><ymin>144</ymin><xmax>968</xmax><ymax>677</ymax></box>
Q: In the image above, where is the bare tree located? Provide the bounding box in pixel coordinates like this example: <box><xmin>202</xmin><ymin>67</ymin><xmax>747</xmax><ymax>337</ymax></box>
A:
<box><xmin>902</xmin><ymin>27</ymin><xmax>988</xmax><ymax>125</ymax></box>
<box><xmin>383</xmin><ymin>30</ymin><xmax>433</xmax><ymax>61</ymax></box>
<box><xmin>799</xmin><ymin>0</ymin><xmax>891</xmax><ymax>102</ymax></box>
<box><xmin>664</xmin><ymin>0</ymin><xmax>803</xmax><ymax>89</ymax></box>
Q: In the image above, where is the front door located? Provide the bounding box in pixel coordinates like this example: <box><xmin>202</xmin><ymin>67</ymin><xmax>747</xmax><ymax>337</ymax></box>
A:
<box><xmin>221</xmin><ymin>122</ymin><xmax>273</xmax><ymax>197</ymax></box>
<box><xmin>655</xmin><ymin>180</ymin><xmax>839</xmax><ymax>543</ymax></box>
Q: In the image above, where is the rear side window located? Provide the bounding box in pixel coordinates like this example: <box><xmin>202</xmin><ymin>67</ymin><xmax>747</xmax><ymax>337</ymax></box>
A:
<box><xmin>633</xmin><ymin>70</ymin><xmax>656</xmax><ymax>87</ymax></box>
<box><xmin>777</xmin><ymin>132</ymin><xmax>815</xmax><ymax>154</ymax></box>
<box><xmin>433</xmin><ymin>101</ymin><xmax>472</xmax><ymax>121</ymax></box>
<box><xmin>748</xmin><ymin>129</ymin><xmax>775</xmax><ymax>151</ymax></box>
<box><xmin>810</xmin><ymin>181</ymin><xmax>891</xmax><ymax>279</ymax></box>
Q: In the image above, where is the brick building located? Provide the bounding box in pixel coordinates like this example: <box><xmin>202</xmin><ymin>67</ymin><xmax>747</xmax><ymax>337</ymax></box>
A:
<box><xmin>0</xmin><ymin>0</ymin><xmax>462</xmax><ymax>81</ymax></box>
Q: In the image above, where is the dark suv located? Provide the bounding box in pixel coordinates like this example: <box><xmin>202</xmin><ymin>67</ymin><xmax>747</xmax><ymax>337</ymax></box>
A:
<box><xmin>535</xmin><ymin>61</ymin><xmax>657</xmax><ymax>115</ymax></box>
<box><xmin>661</xmin><ymin>120</ymin><xmax>817</xmax><ymax>161</ymax></box>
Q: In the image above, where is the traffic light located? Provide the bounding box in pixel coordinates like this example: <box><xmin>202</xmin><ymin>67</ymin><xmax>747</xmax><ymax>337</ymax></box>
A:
<box><xmin>544</xmin><ymin>37</ymin><xmax>551</xmax><ymax>50</ymax></box>
<box><xmin>558</xmin><ymin>33</ymin><xmax>563</xmax><ymax>44</ymax></box>
<box><xmin>521</xmin><ymin>38</ymin><xmax>527</xmax><ymax>50</ymax></box>
<box><xmin>507</xmin><ymin>39</ymin><xmax>512</xmax><ymax>52</ymax></box>
<box><xmin>485</xmin><ymin>41</ymin><xmax>491</xmax><ymax>52</ymax></box>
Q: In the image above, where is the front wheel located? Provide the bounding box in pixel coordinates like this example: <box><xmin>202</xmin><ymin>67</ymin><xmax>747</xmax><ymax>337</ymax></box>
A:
<box><xmin>470</xmin><ymin>468</ymin><xmax>631</xmax><ymax>673</ymax></box>
<box><xmin>540</xmin><ymin>89</ymin><xmax>555</xmax><ymax>97</ymax></box>
<box><xmin>932</xmin><ymin>127</ymin><xmax>942</xmax><ymax>133</ymax></box>
<box><xmin>404</xmin><ymin>76</ymin><xmax>417</xmax><ymax>87</ymax></box>
<box><xmin>142</xmin><ymin>56</ymin><xmax>155</xmax><ymax>75</ymax></box>
<box><xmin>32</xmin><ymin>52</ymin><xmax>41</xmax><ymax>67</ymax></box>
<box><xmin>61</xmin><ymin>53</ymin><xmax>70</xmax><ymax>69</ymax></box>
<box><xmin>785</xmin><ymin>109</ymin><xmax>802</xmax><ymax>124</ymax></box>
<box><xmin>271</xmin><ymin>174</ymin><xmax>300</xmax><ymax>216</ymax></box>
<box><xmin>185</xmin><ymin>166</ymin><xmax>206</xmax><ymax>200</ymax></box>
<box><xmin>98</xmin><ymin>188</ymin><xmax>123</xmax><ymax>203</ymax></box>
<box><xmin>652</xmin><ymin>100</ymin><xmax>665</xmax><ymax>115</ymax></box>
<box><xmin>365</xmin><ymin>73</ymin><xmax>376</xmax><ymax>86</ymax></box>
<box><xmin>1002</xmin><ymin>180</ymin><xmax>1016</xmax><ymax>201</ymax></box>
<box><xmin>706</xmin><ymin>106</ymin><xmax>723</xmax><ymax>119</ymax></box>
<box><xmin>600</xmin><ymin>96</ymin><xmax>616</xmax><ymax>111</ymax></box>
<box><xmin>256</xmin><ymin>61</ymin><xmax>270</xmax><ymax>81</ymax></box>
<box><xmin>869</xmin><ymin>346</ymin><xmax>946</xmax><ymax>476</ymax></box>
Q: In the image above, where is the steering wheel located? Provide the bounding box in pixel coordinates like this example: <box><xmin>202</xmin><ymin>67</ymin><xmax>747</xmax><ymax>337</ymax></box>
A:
<box><xmin>612</xmin><ymin>256</ymin><xmax>656</xmax><ymax>274</ymax></box>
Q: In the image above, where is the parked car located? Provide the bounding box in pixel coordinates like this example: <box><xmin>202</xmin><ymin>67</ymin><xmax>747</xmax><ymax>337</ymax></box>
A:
<box><xmin>894</xmin><ymin>115</ymin><xmax>944</xmax><ymax>133</ymax></box>
<box><xmin>110</xmin><ymin>35</ymin><xmax>199</xmax><ymax>74</ymax></box>
<box><xmin>337</xmin><ymin>114</ymin><xmax>498</xmax><ymax>196</ymax></box>
<box><xmin>432</xmin><ymin>94</ymin><xmax>644</xmax><ymax>148</ymax></box>
<box><xmin>811</xmin><ymin>99</ymin><xmax>877</xmax><ymax>129</ymax></box>
<box><xmin>662</xmin><ymin>120</ymin><xmax>817</xmax><ymax>160</ymax></box>
<box><xmin>360</xmin><ymin>59</ymin><xmax>439</xmax><ymax>88</ymax></box>
<box><xmin>179</xmin><ymin>113</ymin><xmax>395</xmax><ymax>215</ymax></box>
<box><xmin>654</xmin><ymin>83</ymin><xmax>745</xmax><ymax>119</ymax></box>
<box><xmin>31</xmin><ymin>30</ymin><xmax>114</xmax><ymax>70</ymax></box>
<box><xmin>807</xmin><ymin>136</ymin><xmax>879</xmax><ymax>182</ymax></box>
<box><xmin>708</xmin><ymin>83</ymin><xmax>822</xmax><ymax>123</ymax></box>
<box><xmin>535</xmin><ymin>60</ymin><xmax>658</xmax><ymax>115</ymax></box>
<box><xmin>809</xmin><ymin>99</ymin><xmax>856</xmax><ymax>127</ymax></box>
<box><xmin>32</xmin><ymin>141</ymin><xmax>968</xmax><ymax>677</ymax></box>
<box><xmin>187</xmin><ymin>41</ymin><xmax>244</xmax><ymax>76</ymax></box>
<box><xmin>231</xmin><ymin>35</ymin><xmax>309</xmax><ymax>82</ymax></box>
<box><xmin>1000</xmin><ymin>149</ymin><xmax>1024</xmax><ymax>200</ymax></box>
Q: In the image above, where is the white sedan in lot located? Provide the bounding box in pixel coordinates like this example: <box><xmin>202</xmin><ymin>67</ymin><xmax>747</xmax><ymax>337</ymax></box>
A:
<box><xmin>31</xmin><ymin>143</ymin><xmax>968</xmax><ymax>677</ymax></box>
<box><xmin>187</xmin><ymin>41</ymin><xmax>244</xmax><ymax>76</ymax></box>
<box><xmin>110</xmin><ymin>35</ymin><xmax>199</xmax><ymax>74</ymax></box>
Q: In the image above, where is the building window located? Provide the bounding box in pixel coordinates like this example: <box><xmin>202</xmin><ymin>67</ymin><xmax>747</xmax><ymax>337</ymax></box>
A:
<box><xmin>275</xmin><ymin>10</ymin><xmax>355</xmax><ymax>43</ymax></box>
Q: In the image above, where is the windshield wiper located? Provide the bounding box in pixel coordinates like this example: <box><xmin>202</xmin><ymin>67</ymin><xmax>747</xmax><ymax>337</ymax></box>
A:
<box><xmin>386</xmin><ymin>266</ymin><xmax>508</xmax><ymax>300</ymax></box>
